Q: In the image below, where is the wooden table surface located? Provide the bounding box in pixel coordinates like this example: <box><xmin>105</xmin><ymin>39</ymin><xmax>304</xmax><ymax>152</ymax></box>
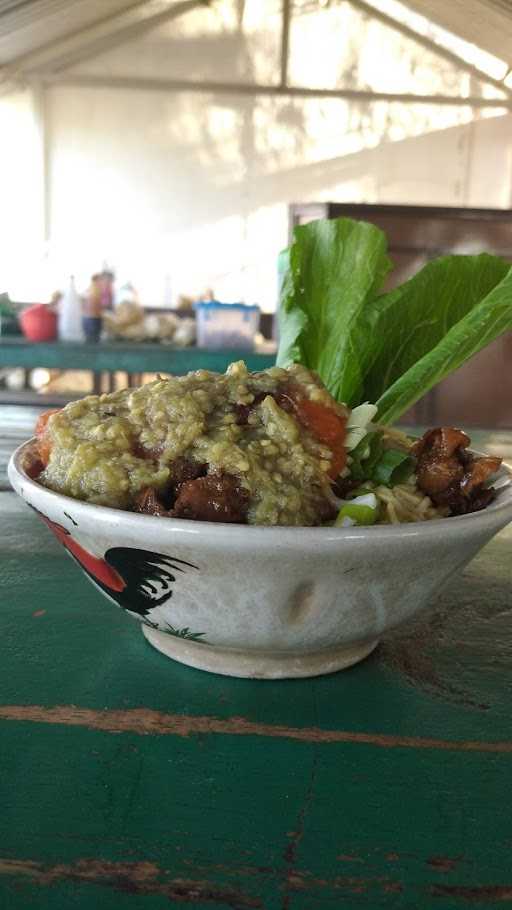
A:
<box><xmin>2</xmin><ymin>408</ymin><xmax>512</xmax><ymax>909</ymax></box>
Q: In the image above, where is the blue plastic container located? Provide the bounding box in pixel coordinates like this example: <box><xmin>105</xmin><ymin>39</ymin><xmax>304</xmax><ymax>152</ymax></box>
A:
<box><xmin>195</xmin><ymin>301</ymin><xmax>260</xmax><ymax>350</ymax></box>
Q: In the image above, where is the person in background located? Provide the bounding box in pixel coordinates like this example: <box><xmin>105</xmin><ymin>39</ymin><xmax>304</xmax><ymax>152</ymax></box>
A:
<box><xmin>98</xmin><ymin>269</ymin><xmax>115</xmax><ymax>310</ymax></box>
<box><xmin>82</xmin><ymin>274</ymin><xmax>104</xmax><ymax>342</ymax></box>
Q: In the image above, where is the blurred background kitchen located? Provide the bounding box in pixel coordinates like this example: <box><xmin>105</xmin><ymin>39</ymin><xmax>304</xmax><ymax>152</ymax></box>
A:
<box><xmin>0</xmin><ymin>0</ymin><xmax>511</xmax><ymax>429</ymax></box>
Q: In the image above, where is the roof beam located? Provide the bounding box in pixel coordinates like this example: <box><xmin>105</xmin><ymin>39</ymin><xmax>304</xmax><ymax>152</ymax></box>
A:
<box><xmin>0</xmin><ymin>0</ymin><xmax>46</xmax><ymax>23</ymax></box>
<box><xmin>0</xmin><ymin>0</ymin><xmax>150</xmax><ymax>82</ymax></box>
<box><xmin>0</xmin><ymin>0</ymin><xmax>211</xmax><ymax>81</ymax></box>
<box><xmin>280</xmin><ymin>0</ymin><xmax>291</xmax><ymax>87</ymax></box>
<box><xmin>347</xmin><ymin>0</ymin><xmax>512</xmax><ymax>98</ymax></box>
<box><xmin>30</xmin><ymin>81</ymin><xmax>51</xmax><ymax>246</ymax></box>
<box><xmin>36</xmin><ymin>73</ymin><xmax>512</xmax><ymax>108</ymax></box>
<box><xmin>49</xmin><ymin>0</ymin><xmax>211</xmax><ymax>73</ymax></box>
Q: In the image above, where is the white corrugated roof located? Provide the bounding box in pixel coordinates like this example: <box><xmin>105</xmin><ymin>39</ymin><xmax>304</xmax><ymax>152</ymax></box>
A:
<box><xmin>0</xmin><ymin>0</ymin><xmax>138</xmax><ymax>65</ymax></box>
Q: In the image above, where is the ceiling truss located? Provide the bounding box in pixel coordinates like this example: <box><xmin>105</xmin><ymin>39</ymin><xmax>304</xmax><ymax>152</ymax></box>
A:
<box><xmin>0</xmin><ymin>0</ymin><xmax>211</xmax><ymax>83</ymax></box>
<box><xmin>0</xmin><ymin>0</ymin><xmax>511</xmax><ymax>108</ymax></box>
<box><xmin>348</xmin><ymin>0</ymin><xmax>512</xmax><ymax>98</ymax></box>
<box><xmin>37</xmin><ymin>72</ymin><xmax>512</xmax><ymax>109</ymax></box>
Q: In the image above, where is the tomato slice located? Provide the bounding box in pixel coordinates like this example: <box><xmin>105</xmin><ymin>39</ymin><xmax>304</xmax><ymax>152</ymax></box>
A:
<box><xmin>35</xmin><ymin>409</ymin><xmax>60</xmax><ymax>437</ymax></box>
<box><xmin>37</xmin><ymin>437</ymin><xmax>52</xmax><ymax>467</ymax></box>
<box><xmin>295</xmin><ymin>398</ymin><xmax>347</xmax><ymax>479</ymax></box>
<box><xmin>35</xmin><ymin>408</ymin><xmax>60</xmax><ymax>467</ymax></box>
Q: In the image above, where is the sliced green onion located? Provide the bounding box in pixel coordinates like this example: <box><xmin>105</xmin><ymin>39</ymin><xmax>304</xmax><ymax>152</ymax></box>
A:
<box><xmin>349</xmin><ymin>430</ymin><xmax>382</xmax><ymax>480</ymax></box>
<box><xmin>335</xmin><ymin>493</ymin><xmax>378</xmax><ymax>527</ymax></box>
<box><xmin>345</xmin><ymin>403</ymin><xmax>378</xmax><ymax>451</ymax></box>
<box><xmin>350</xmin><ymin>485</ymin><xmax>374</xmax><ymax>497</ymax></box>
<box><xmin>372</xmin><ymin>450</ymin><xmax>415</xmax><ymax>486</ymax></box>
<box><xmin>347</xmin><ymin>429</ymin><xmax>416</xmax><ymax>489</ymax></box>
<box><xmin>347</xmin><ymin>403</ymin><xmax>378</xmax><ymax>429</ymax></box>
<box><xmin>336</xmin><ymin>514</ymin><xmax>357</xmax><ymax>528</ymax></box>
<box><xmin>363</xmin><ymin>433</ymin><xmax>385</xmax><ymax>475</ymax></box>
<box><xmin>349</xmin><ymin>431</ymin><xmax>373</xmax><ymax>461</ymax></box>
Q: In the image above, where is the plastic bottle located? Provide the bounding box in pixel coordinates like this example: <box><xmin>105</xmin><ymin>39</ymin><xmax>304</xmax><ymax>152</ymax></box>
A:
<box><xmin>58</xmin><ymin>276</ymin><xmax>83</xmax><ymax>341</ymax></box>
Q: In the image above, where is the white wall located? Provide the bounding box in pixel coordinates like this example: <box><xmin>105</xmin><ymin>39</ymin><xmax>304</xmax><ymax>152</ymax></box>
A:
<box><xmin>0</xmin><ymin>89</ymin><xmax>45</xmax><ymax>297</ymax></box>
<box><xmin>2</xmin><ymin>0</ymin><xmax>512</xmax><ymax>308</ymax></box>
<box><xmin>43</xmin><ymin>84</ymin><xmax>511</xmax><ymax>310</ymax></box>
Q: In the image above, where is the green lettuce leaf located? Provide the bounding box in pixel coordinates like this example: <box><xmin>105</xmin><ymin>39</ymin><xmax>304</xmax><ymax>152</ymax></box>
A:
<box><xmin>359</xmin><ymin>255</ymin><xmax>512</xmax><ymax>423</ymax></box>
<box><xmin>277</xmin><ymin>218</ymin><xmax>391</xmax><ymax>403</ymax></box>
<box><xmin>277</xmin><ymin>218</ymin><xmax>512</xmax><ymax>423</ymax></box>
<box><xmin>276</xmin><ymin>247</ymin><xmax>305</xmax><ymax>368</ymax></box>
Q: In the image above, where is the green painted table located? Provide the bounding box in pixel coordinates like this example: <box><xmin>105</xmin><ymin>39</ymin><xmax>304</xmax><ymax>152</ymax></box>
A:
<box><xmin>0</xmin><ymin>338</ymin><xmax>275</xmax><ymax>376</ymax></box>
<box><xmin>1</xmin><ymin>415</ymin><xmax>512</xmax><ymax>909</ymax></box>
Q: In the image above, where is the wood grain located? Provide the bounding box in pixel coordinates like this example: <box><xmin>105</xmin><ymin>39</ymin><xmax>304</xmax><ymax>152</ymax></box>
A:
<box><xmin>0</xmin><ymin>858</ymin><xmax>262</xmax><ymax>907</ymax></box>
<box><xmin>1</xmin><ymin>704</ymin><xmax>512</xmax><ymax>753</ymax></box>
<box><xmin>2</xmin><ymin>428</ymin><xmax>512</xmax><ymax>908</ymax></box>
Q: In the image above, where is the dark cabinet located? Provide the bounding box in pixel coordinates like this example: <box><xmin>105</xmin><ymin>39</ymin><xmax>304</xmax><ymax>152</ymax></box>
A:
<box><xmin>289</xmin><ymin>203</ymin><xmax>512</xmax><ymax>428</ymax></box>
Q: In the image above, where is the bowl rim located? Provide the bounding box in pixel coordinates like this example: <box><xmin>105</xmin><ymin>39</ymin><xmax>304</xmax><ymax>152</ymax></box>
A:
<box><xmin>8</xmin><ymin>438</ymin><xmax>512</xmax><ymax>543</ymax></box>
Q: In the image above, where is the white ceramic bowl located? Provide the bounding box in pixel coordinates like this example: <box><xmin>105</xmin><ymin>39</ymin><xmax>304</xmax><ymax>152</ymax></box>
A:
<box><xmin>9</xmin><ymin>440</ymin><xmax>512</xmax><ymax>679</ymax></box>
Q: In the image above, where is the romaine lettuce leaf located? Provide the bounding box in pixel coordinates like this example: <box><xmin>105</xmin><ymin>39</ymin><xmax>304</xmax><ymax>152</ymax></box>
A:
<box><xmin>359</xmin><ymin>254</ymin><xmax>512</xmax><ymax>423</ymax></box>
<box><xmin>277</xmin><ymin>218</ymin><xmax>512</xmax><ymax>423</ymax></box>
<box><xmin>277</xmin><ymin>218</ymin><xmax>391</xmax><ymax>403</ymax></box>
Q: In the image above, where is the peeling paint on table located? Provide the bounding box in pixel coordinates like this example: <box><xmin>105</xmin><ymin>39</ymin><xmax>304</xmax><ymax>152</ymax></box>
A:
<box><xmin>1</xmin><ymin>422</ymin><xmax>512</xmax><ymax>909</ymax></box>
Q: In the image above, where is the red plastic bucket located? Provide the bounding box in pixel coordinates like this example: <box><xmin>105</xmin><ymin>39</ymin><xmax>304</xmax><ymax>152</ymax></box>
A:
<box><xmin>19</xmin><ymin>304</ymin><xmax>58</xmax><ymax>342</ymax></box>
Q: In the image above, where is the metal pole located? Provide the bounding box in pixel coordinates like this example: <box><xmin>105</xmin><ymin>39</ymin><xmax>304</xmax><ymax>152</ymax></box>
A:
<box><xmin>36</xmin><ymin>73</ymin><xmax>512</xmax><ymax>109</ymax></box>
<box><xmin>29</xmin><ymin>81</ymin><xmax>51</xmax><ymax>250</ymax></box>
<box><xmin>280</xmin><ymin>0</ymin><xmax>291</xmax><ymax>88</ymax></box>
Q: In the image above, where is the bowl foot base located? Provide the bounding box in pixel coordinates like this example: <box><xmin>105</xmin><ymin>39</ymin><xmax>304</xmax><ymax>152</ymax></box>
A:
<box><xmin>141</xmin><ymin>626</ymin><xmax>379</xmax><ymax>678</ymax></box>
